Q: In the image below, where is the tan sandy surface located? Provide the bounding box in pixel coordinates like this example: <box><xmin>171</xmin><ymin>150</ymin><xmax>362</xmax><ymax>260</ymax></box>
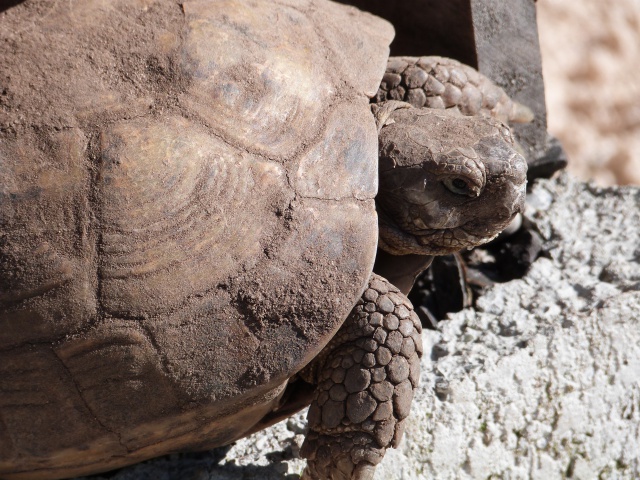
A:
<box><xmin>537</xmin><ymin>0</ymin><xmax>640</xmax><ymax>185</ymax></box>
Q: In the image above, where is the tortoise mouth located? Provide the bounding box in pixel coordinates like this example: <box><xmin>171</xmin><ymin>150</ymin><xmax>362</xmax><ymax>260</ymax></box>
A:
<box><xmin>377</xmin><ymin>209</ymin><xmax>518</xmax><ymax>256</ymax></box>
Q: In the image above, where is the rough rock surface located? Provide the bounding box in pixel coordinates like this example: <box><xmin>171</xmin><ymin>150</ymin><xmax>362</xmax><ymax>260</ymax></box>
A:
<box><xmin>79</xmin><ymin>173</ymin><xmax>640</xmax><ymax>479</ymax></box>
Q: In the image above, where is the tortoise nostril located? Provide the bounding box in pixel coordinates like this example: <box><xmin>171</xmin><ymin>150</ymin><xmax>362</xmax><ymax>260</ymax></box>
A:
<box><xmin>511</xmin><ymin>152</ymin><xmax>528</xmax><ymax>184</ymax></box>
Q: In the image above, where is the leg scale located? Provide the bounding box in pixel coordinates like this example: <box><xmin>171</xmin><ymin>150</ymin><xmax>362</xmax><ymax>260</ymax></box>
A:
<box><xmin>300</xmin><ymin>274</ymin><xmax>423</xmax><ymax>480</ymax></box>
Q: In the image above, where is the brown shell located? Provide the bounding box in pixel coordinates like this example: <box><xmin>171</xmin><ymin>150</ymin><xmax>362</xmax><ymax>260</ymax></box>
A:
<box><xmin>0</xmin><ymin>0</ymin><xmax>393</xmax><ymax>478</ymax></box>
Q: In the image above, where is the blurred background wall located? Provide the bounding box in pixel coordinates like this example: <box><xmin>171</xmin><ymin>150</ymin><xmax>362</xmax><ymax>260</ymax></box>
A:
<box><xmin>537</xmin><ymin>0</ymin><xmax>640</xmax><ymax>185</ymax></box>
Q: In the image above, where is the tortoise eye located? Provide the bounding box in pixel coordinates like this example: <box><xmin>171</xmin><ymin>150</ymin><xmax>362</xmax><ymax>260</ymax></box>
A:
<box><xmin>443</xmin><ymin>177</ymin><xmax>473</xmax><ymax>196</ymax></box>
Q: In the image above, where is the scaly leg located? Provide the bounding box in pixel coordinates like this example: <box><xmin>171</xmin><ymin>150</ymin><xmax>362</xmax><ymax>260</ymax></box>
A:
<box><xmin>375</xmin><ymin>55</ymin><xmax>533</xmax><ymax>124</ymax></box>
<box><xmin>300</xmin><ymin>274</ymin><xmax>423</xmax><ymax>480</ymax></box>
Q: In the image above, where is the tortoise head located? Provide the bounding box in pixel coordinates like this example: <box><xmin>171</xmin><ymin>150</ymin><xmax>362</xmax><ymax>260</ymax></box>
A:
<box><xmin>374</xmin><ymin>103</ymin><xmax>527</xmax><ymax>256</ymax></box>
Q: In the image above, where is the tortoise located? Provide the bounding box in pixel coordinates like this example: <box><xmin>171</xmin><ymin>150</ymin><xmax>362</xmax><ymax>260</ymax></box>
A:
<box><xmin>0</xmin><ymin>0</ymin><xmax>527</xmax><ymax>479</ymax></box>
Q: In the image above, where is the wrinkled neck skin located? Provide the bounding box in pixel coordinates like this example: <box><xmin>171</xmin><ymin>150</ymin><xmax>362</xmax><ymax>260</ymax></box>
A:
<box><xmin>375</xmin><ymin>104</ymin><xmax>528</xmax><ymax>257</ymax></box>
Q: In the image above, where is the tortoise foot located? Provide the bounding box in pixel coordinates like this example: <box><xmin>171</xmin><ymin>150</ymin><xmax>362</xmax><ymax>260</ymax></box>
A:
<box><xmin>300</xmin><ymin>431</ymin><xmax>379</xmax><ymax>480</ymax></box>
<box><xmin>300</xmin><ymin>274</ymin><xmax>423</xmax><ymax>479</ymax></box>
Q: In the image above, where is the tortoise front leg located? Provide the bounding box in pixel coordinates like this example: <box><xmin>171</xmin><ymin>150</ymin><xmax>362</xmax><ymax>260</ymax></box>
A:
<box><xmin>300</xmin><ymin>274</ymin><xmax>423</xmax><ymax>480</ymax></box>
<box><xmin>377</xmin><ymin>56</ymin><xmax>533</xmax><ymax>124</ymax></box>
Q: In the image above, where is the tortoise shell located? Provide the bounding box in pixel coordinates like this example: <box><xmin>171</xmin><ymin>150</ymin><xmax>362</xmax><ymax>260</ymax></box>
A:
<box><xmin>0</xmin><ymin>0</ymin><xmax>393</xmax><ymax>477</ymax></box>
